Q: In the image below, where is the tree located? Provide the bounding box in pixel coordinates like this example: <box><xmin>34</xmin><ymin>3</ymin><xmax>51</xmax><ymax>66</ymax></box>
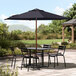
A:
<box><xmin>11</xmin><ymin>30</ymin><xmax>23</xmax><ymax>35</ymax></box>
<box><xmin>49</xmin><ymin>20</ymin><xmax>65</xmax><ymax>34</ymax></box>
<box><xmin>10</xmin><ymin>30</ymin><xmax>23</xmax><ymax>40</ymax></box>
<box><xmin>63</xmin><ymin>3</ymin><xmax>76</xmax><ymax>19</ymax></box>
<box><xmin>37</xmin><ymin>24</ymin><xmax>49</xmax><ymax>35</ymax></box>
<box><xmin>22</xmin><ymin>31</ymin><xmax>35</xmax><ymax>40</ymax></box>
<box><xmin>63</xmin><ymin>3</ymin><xmax>76</xmax><ymax>39</ymax></box>
<box><xmin>0</xmin><ymin>23</ymin><xmax>9</xmax><ymax>39</ymax></box>
<box><xmin>48</xmin><ymin>3</ymin><xmax>76</xmax><ymax>39</ymax></box>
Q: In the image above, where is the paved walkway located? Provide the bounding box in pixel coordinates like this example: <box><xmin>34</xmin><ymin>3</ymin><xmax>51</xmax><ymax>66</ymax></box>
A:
<box><xmin>0</xmin><ymin>50</ymin><xmax>76</xmax><ymax>76</ymax></box>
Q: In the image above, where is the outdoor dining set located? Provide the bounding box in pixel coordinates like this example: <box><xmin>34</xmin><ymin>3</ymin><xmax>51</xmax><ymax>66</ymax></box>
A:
<box><xmin>6</xmin><ymin>8</ymin><xmax>67</xmax><ymax>71</ymax></box>
<box><xmin>10</xmin><ymin>44</ymin><xmax>66</xmax><ymax>71</ymax></box>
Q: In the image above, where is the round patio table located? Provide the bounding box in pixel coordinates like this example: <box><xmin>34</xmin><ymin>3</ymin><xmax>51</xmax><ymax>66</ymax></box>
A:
<box><xmin>27</xmin><ymin>47</ymin><xmax>52</xmax><ymax>67</ymax></box>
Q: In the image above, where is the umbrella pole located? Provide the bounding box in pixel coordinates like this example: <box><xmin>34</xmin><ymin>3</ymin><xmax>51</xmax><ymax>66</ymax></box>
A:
<box><xmin>35</xmin><ymin>18</ymin><xmax>37</xmax><ymax>66</ymax></box>
<box><xmin>36</xmin><ymin>18</ymin><xmax>37</xmax><ymax>49</ymax></box>
<box><xmin>36</xmin><ymin>18</ymin><xmax>37</xmax><ymax>54</ymax></box>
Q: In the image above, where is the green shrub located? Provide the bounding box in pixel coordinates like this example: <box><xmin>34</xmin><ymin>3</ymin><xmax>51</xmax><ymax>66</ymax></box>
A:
<box><xmin>51</xmin><ymin>42</ymin><xmax>59</xmax><ymax>48</ymax></box>
<box><xmin>0</xmin><ymin>39</ymin><xmax>11</xmax><ymax>49</ymax></box>
<box><xmin>9</xmin><ymin>41</ymin><xmax>25</xmax><ymax>48</ymax></box>
<box><xmin>0</xmin><ymin>48</ymin><xmax>7</xmax><ymax>57</ymax></box>
<box><xmin>0</xmin><ymin>64</ymin><xmax>18</xmax><ymax>76</ymax></box>
<box><xmin>6</xmin><ymin>48</ymin><xmax>22</xmax><ymax>56</ymax></box>
<box><xmin>6</xmin><ymin>49</ymin><xmax>12</xmax><ymax>56</ymax></box>
<box><xmin>10</xmin><ymin>41</ymin><xmax>18</xmax><ymax>47</ymax></box>
<box><xmin>0</xmin><ymin>39</ymin><xmax>18</xmax><ymax>49</ymax></box>
<box><xmin>46</xmin><ymin>34</ymin><xmax>62</xmax><ymax>39</ymax></box>
<box><xmin>14</xmin><ymin>48</ymin><xmax>21</xmax><ymax>55</ymax></box>
<box><xmin>70</xmin><ymin>43</ymin><xmax>76</xmax><ymax>49</ymax></box>
<box><xmin>10</xmin><ymin>33</ymin><xmax>21</xmax><ymax>40</ymax></box>
<box><xmin>51</xmin><ymin>42</ymin><xmax>59</xmax><ymax>45</ymax></box>
<box><xmin>61</xmin><ymin>42</ymin><xmax>68</xmax><ymax>45</ymax></box>
<box><xmin>66</xmin><ymin>44</ymin><xmax>70</xmax><ymax>49</ymax></box>
<box><xmin>16</xmin><ymin>42</ymin><xmax>25</xmax><ymax>48</ymax></box>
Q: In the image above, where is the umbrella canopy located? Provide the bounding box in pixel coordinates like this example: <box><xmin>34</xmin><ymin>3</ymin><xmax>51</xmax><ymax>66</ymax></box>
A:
<box><xmin>6</xmin><ymin>9</ymin><xmax>68</xmax><ymax>20</ymax></box>
<box><xmin>6</xmin><ymin>8</ymin><xmax>68</xmax><ymax>49</ymax></box>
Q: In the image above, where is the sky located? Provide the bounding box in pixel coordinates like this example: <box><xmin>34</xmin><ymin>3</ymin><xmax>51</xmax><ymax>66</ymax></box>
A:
<box><xmin>0</xmin><ymin>0</ymin><xmax>76</xmax><ymax>29</ymax></box>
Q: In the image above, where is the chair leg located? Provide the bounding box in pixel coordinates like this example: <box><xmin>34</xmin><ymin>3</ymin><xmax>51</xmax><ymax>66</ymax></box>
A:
<box><xmin>14</xmin><ymin>57</ymin><xmax>16</xmax><ymax>69</ymax></box>
<box><xmin>63</xmin><ymin>56</ymin><xmax>66</xmax><ymax>68</ymax></box>
<box><xmin>38</xmin><ymin>59</ymin><xmax>40</xmax><ymax>70</ymax></box>
<box><xmin>50</xmin><ymin>57</ymin><xmax>51</xmax><ymax>64</ymax></box>
<box><xmin>27</xmin><ymin>65</ymin><xmax>29</xmax><ymax>72</ymax></box>
<box><xmin>11</xmin><ymin>57</ymin><xmax>14</xmax><ymax>67</ymax></box>
<box><xmin>38</xmin><ymin>58</ymin><xmax>40</xmax><ymax>65</ymax></box>
<box><xmin>26</xmin><ymin>58</ymin><xmax>27</xmax><ymax>67</ymax></box>
<box><xmin>33</xmin><ymin>58</ymin><xmax>34</xmax><ymax>69</ymax></box>
<box><xmin>33</xmin><ymin>58</ymin><xmax>37</xmax><ymax>70</ymax></box>
<box><xmin>56</xmin><ymin>56</ymin><xmax>58</xmax><ymax>66</ymax></box>
<box><xmin>36</xmin><ymin>58</ymin><xmax>37</xmax><ymax>67</ymax></box>
<box><xmin>33</xmin><ymin>58</ymin><xmax>40</xmax><ymax>70</ymax></box>
<box><xmin>48</xmin><ymin>55</ymin><xmax>50</xmax><ymax>67</ymax></box>
<box><xmin>54</xmin><ymin>57</ymin><xmax>55</xmax><ymax>68</ymax></box>
<box><xmin>21</xmin><ymin>57</ymin><xmax>24</xmax><ymax>70</ymax></box>
<box><xmin>27</xmin><ymin>58</ymin><xmax>30</xmax><ymax>72</ymax></box>
<box><xmin>27</xmin><ymin>58</ymin><xmax>29</xmax><ymax>72</ymax></box>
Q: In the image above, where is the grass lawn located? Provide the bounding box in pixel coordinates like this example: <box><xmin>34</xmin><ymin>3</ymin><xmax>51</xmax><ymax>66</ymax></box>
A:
<box><xmin>18</xmin><ymin>39</ymin><xmax>68</xmax><ymax>44</ymax></box>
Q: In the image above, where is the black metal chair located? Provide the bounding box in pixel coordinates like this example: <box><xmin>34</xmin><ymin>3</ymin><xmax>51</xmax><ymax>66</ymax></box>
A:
<box><xmin>48</xmin><ymin>51</ymin><xmax>58</xmax><ymax>68</ymax></box>
<box><xmin>32</xmin><ymin>53</ymin><xmax>40</xmax><ymax>70</ymax></box>
<box><xmin>57</xmin><ymin>46</ymin><xmax>66</xmax><ymax>67</ymax></box>
<box><xmin>10</xmin><ymin>47</ymin><xmax>16</xmax><ymax>68</ymax></box>
<box><xmin>20</xmin><ymin>47</ymin><xmax>32</xmax><ymax>70</ymax></box>
<box><xmin>42</xmin><ymin>44</ymin><xmax>51</xmax><ymax>67</ymax></box>
<box><xmin>43</xmin><ymin>44</ymin><xmax>51</xmax><ymax>48</ymax></box>
<box><xmin>29</xmin><ymin>50</ymin><xmax>40</xmax><ymax>70</ymax></box>
<box><xmin>48</xmin><ymin>46</ymin><xmax>66</xmax><ymax>68</ymax></box>
<box><xmin>20</xmin><ymin>47</ymin><xmax>40</xmax><ymax>71</ymax></box>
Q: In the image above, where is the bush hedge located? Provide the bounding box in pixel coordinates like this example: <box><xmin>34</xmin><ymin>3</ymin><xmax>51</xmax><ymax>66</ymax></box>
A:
<box><xmin>70</xmin><ymin>43</ymin><xmax>76</xmax><ymax>49</ymax></box>
<box><xmin>61</xmin><ymin>42</ymin><xmax>68</xmax><ymax>45</ymax></box>
<box><xmin>0</xmin><ymin>64</ymin><xmax>18</xmax><ymax>76</ymax></box>
<box><xmin>0</xmin><ymin>39</ymin><xmax>11</xmax><ymax>49</ymax></box>
<box><xmin>0</xmin><ymin>48</ymin><xmax>7</xmax><ymax>57</ymax></box>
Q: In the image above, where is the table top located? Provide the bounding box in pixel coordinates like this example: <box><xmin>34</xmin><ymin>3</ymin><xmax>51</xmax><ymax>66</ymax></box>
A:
<box><xmin>27</xmin><ymin>47</ymin><xmax>52</xmax><ymax>50</ymax></box>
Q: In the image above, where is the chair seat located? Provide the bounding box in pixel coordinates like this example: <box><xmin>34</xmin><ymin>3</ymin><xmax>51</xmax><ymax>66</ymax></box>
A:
<box><xmin>24</xmin><ymin>55</ymin><xmax>39</xmax><ymax>59</ymax></box>
<box><xmin>37</xmin><ymin>53</ymin><xmax>42</xmax><ymax>55</ymax></box>
<box><xmin>57</xmin><ymin>53</ymin><xmax>63</xmax><ymax>56</ymax></box>
<box><xmin>49</xmin><ymin>53</ymin><xmax>63</xmax><ymax>57</ymax></box>
<box><xmin>33</xmin><ymin>56</ymin><xmax>39</xmax><ymax>59</ymax></box>
<box><xmin>23</xmin><ymin>55</ymin><xmax>33</xmax><ymax>58</ymax></box>
<box><xmin>49</xmin><ymin>53</ymin><xmax>57</xmax><ymax>57</ymax></box>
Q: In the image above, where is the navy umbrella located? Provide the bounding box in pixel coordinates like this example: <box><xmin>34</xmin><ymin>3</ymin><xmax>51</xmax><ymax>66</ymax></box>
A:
<box><xmin>6</xmin><ymin>8</ymin><xmax>68</xmax><ymax>49</ymax></box>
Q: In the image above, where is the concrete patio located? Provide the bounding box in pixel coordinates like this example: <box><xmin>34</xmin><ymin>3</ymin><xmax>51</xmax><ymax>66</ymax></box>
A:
<box><xmin>0</xmin><ymin>49</ymin><xmax>76</xmax><ymax>76</ymax></box>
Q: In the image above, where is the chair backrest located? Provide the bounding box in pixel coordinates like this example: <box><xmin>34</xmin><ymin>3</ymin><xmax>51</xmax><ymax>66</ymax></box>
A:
<box><xmin>10</xmin><ymin>47</ymin><xmax>15</xmax><ymax>56</ymax></box>
<box><xmin>58</xmin><ymin>46</ymin><xmax>66</xmax><ymax>55</ymax></box>
<box><xmin>42</xmin><ymin>44</ymin><xmax>51</xmax><ymax>53</ymax></box>
<box><xmin>20</xmin><ymin>47</ymin><xmax>29</xmax><ymax>56</ymax></box>
<box><xmin>43</xmin><ymin>44</ymin><xmax>51</xmax><ymax>48</ymax></box>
